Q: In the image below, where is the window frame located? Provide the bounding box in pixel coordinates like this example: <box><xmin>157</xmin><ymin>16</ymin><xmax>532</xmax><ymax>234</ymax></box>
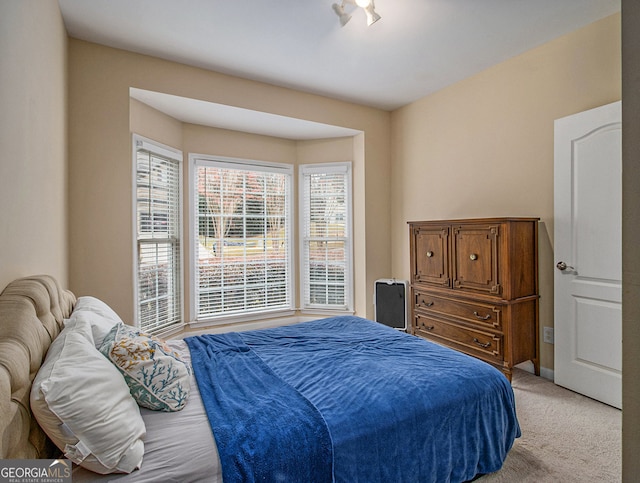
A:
<box><xmin>132</xmin><ymin>134</ymin><xmax>184</xmax><ymax>334</ymax></box>
<box><xmin>298</xmin><ymin>162</ymin><xmax>354</xmax><ymax>313</ymax></box>
<box><xmin>188</xmin><ymin>154</ymin><xmax>295</xmax><ymax>326</ymax></box>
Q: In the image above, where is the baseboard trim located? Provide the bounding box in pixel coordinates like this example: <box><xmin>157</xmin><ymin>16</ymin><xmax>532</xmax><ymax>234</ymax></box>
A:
<box><xmin>515</xmin><ymin>361</ymin><xmax>554</xmax><ymax>381</ymax></box>
<box><xmin>540</xmin><ymin>366</ymin><xmax>554</xmax><ymax>381</ymax></box>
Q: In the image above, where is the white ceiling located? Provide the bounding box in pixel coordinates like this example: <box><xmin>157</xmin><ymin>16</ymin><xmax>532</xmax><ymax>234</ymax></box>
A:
<box><xmin>59</xmin><ymin>0</ymin><xmax>620</xmax><ymax>138</ymax></box>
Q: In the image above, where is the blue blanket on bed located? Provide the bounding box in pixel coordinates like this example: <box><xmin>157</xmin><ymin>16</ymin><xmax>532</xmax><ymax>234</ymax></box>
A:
<box><xmin>185</xmin><ymin>332</ymin><xmax>333</xmax><ymax>483</ymax></box>
<box><xmin>186</xmin><ymin>316</ymin><xmax>520</xmax><ymax>483</ymax></box>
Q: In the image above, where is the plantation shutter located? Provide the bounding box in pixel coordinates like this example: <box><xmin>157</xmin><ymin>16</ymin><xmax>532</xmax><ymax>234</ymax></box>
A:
<box><xmin>300</xmin><ymin>163</ymin><xmax>353</xmax><ymax>311</ymax></box>
<box><xmin>194</xmin><ymin>159</ymin><xmax>293</xmax><ymax>320</ymax></box>
<box><xmin>135</xmin><ymin>139</ymin><xmax>182</xmax><ymax>332</ymax></box>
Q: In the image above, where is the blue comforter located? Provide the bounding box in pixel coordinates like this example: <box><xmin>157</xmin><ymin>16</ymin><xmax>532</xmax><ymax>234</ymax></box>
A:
<box><xmin>186</xmin><ymin>316</ymin><xmax>520</xmax><ymax>483</ymax></box>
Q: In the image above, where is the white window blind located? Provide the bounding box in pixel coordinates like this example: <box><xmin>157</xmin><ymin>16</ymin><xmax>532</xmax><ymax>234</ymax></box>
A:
<box><xmin>300</xmin><ymin>163</ymin><xmax>353</xmax><ymax>311</ymax></box>
<box><xmin>135</xmin><ymin>138</ymin><xmax>182</xmax><ymax>333</ymax></box>
<box><xmin>193</xmin><ymin>158</ymin><xmax>293</xmax><ymax>321</ymax></box>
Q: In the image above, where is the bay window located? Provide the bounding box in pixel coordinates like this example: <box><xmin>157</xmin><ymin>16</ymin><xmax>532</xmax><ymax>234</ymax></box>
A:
<box><xmin>134</xmin><ymin>139</ymin><xmax>353</xmax><ymax>329</ymax></box>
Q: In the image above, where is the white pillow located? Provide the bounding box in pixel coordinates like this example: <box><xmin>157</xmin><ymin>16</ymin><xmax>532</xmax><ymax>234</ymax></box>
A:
<box><xmin>67</xmin><ymin>296</ymin><xmax>123</xmax><ymax>348</ymax></box>
<box><xmin>99</xmin><ymin>323</ymin><xmax>191</xmax><ymax>412</ymax></box>
<box><xmin>31</xmin><ymin>319</ymin><xmax>146</xmax><ymax>474</ymax></box>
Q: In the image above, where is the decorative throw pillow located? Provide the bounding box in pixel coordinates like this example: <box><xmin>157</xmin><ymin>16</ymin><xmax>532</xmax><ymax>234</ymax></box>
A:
<box><xmin>31</xmin><ymin>319</ymin><xmax>146</xmax><ymax>474</ymax></box>
<box><xmin>100</xmin><ymin>323</ymin><xmax>191</xmax><ymax>411</ymax></box>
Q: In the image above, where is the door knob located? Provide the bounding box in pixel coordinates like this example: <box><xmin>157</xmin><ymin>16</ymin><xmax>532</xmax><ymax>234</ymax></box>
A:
<box><xmin>556</xmin><ymin>261</ymin><xmax>575</xmax><ymax>271</ymax></box>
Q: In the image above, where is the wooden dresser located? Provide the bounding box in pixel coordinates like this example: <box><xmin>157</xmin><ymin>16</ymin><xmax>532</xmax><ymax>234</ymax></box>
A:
<box><xmin>408</xmin><ymin>218</ymin><xmax>539</xmax><ymax>380</ymax></box>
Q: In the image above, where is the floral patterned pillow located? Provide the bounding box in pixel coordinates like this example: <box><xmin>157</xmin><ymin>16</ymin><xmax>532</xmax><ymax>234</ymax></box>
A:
<box><xmin>100</xmin><ymin>323</ymin><xmax>190</xmax><ymax>411</ymax></box>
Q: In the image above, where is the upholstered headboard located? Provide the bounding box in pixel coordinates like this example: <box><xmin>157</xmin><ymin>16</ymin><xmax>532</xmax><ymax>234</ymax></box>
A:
<box><xmin>0</xmin><ymin>275</ymin><xmax>75</xmax><ymax>459</ymax></box>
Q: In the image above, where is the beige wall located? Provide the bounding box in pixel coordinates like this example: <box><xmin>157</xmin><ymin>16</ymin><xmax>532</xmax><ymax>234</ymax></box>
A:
<box><xmin>130</xmin><ymin>98</ymin><xmax>184</xmax><ymax>150</ymax></box>
<box><xmin>390</xmin><ymin>14</ymin><xmax>621</xmax><ymax>374</ymax></box>
<box><xmin>70</xmin><ymin>42</ymin><xmax>390</xmax><ymax>323</ymax></box>
<box><xmin>0</xmin><ymin>0</ymin><xmax>68</xmax><ymax>290</ymax></box>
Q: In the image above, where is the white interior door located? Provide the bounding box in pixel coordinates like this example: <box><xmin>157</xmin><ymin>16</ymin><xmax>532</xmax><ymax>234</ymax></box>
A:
<box><xmin>554</xmin><ymin>101</ymin><xmax>621</xmax><ymax>409</ymax></box>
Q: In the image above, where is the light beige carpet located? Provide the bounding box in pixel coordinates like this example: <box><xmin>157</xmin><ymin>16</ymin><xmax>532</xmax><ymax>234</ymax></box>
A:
<box><xmin>479</xmin><ymin>368</ymin><xmax>621</xmax><ymax>482</ymax></box>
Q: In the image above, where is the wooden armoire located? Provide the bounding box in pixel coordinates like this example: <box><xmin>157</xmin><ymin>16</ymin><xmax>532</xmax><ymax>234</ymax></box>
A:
<box><xmin>408</xmin><ymin>218</ymin><xmax>539</xmax><ymax>380</ymax></box>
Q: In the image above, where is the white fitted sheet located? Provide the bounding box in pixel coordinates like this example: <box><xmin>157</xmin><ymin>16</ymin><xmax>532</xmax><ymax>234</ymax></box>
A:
<box><xmin>72</xmin><ymin>340</ymin><xmax>222</xmax><ymax>483</ymax></box>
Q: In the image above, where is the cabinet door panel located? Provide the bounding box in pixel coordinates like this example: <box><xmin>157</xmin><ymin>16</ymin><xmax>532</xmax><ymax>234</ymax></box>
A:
<box><xmin>411</xmin><ymin>225</ymin><xmax>450</xmax><ymax>287</ymax></box>
<box><xmin>452</xmin><ymin>224</ymin><xmax>500</xmax><ymax>295</ymax></box>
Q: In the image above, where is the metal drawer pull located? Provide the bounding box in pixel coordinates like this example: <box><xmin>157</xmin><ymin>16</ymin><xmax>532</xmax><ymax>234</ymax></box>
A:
<box><xmin>421</xmin><ymin>300</ymin><xmax>434</xmax><ymax>307</ymax></box>
<box><xmin>473</xmin><ymin>338</ymin><xmax>491</xmax><ymax>348</ymax></box>
<box><xmin>426</xmin><ymin>251</ymin><xmax>434</xmax><ymax>257</ymax></box>
<box><xmin>473</xmin><ymin>311</ymin><xmax>491</xmax><ymax>320</ymax></box>
<box><xmin>424</xmin><ymin>325</ymin><xmax>434</xmax><ymax>331</ymax></box>
<box><xmin>469</xmin><ymin>253</ymin><xmax>478</xmax><ymax>261</ymax></box>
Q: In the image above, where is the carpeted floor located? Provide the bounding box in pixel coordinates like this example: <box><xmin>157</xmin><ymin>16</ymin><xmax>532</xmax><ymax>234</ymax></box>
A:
<box><xmin>479</xmin><ymin>368</ymin><xmax>621</xmax><ymax>482</ymax></box>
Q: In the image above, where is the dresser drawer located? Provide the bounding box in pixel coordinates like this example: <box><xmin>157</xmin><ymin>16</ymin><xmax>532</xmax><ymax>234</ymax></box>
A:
<box><xmin>413</xmin><ymin>291</ymin><xmax>502</xmax><ymax>331</ymax></box>
<box><xmin>414</xmin><ymin>313</ymin><xmax>503</xmax><ymax>362</ymax></box>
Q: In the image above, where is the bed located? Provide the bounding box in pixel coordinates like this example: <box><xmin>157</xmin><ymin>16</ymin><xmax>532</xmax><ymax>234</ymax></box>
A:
<box><xmin>0</xmin><ymin>275</ymin><xmax>520</xmax><ymax>482</ymax></box>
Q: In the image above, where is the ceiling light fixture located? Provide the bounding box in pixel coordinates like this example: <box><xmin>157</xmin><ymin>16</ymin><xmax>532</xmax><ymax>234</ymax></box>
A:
<box><xmin>332</xmin><ymin>0</ymin><xmax>381</xmax><ymax>27</ymax></box>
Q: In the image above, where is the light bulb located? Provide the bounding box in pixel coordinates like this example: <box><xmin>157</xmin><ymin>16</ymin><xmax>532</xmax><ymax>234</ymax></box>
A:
<box><xmin>355</xmin><ymin>0</ymin><xmax>371</xmax><ymax>8</ymax></box>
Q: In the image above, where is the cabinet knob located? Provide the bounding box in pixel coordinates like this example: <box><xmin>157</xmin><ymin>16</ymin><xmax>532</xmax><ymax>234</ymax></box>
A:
<box><xmin>469</xmin><ymin>253</ymin><xmax>478</xmax><ymax>261</ymax></box>
<box><xmin>426</xmin><ymin>251</ymin><xmax>434</xmax><ymax>258</ymax></box>
<box><xmin>421</xmin><ymin>300</ymin><xmax>434</xmax><ymax>307</ymax></box>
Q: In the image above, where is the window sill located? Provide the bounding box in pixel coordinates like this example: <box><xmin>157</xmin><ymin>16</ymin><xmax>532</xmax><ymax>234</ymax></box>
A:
<box><xmin>183</xmin><ymin>310</ymin><xmax>299</xmax><ymax>335</ymax></box>
<box><xmin>299</xmin><ymin>308</ymin><xmax>355</xmax><ymax>317</ymax></box>
<box><xmin>153</xmin><ymin>322</ymin><xmax>188</xmax><ymax>339</ymax></box>
<box><xmin>169</xmin><ymin>309</ymin><xmax>356</xmax><ymax>339</ymax></box>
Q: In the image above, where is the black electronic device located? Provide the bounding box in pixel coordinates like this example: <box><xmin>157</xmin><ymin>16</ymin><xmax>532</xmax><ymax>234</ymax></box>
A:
<box><xmin>373</xmin><ymin>279</ymin><xmax>408</xmax><ymax>331</ymax></box>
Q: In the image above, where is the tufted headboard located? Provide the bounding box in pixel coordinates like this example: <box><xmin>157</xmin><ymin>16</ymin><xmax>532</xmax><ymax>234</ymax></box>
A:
<box><xmin>0</xmin><ymin>275</ymin><xmax>75</xmax><ymax>459</ymax></box>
